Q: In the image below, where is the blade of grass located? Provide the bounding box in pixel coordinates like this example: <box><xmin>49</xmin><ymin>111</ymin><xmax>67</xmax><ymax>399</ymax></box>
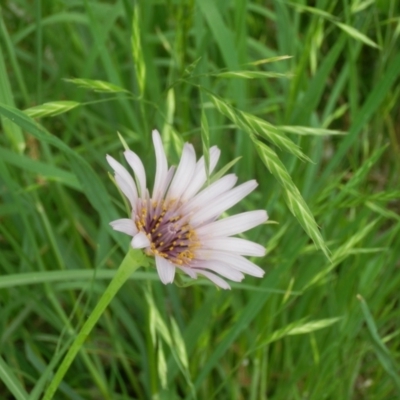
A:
<box><xmin>42</xmin><ymin>249</ymin><xmax>149</xmax><ymax>400</ymax></box>
<box><xmin>322</xmin><ymin>50</ymin><xmax>400</xmax><ymax>179</ymax></box>
<box><xmin>0</xmin><ymin>42</ymin><xmax>25</xmax><ymax>152</ymax></box>
<box><xmin>0</xmin><ymin>356</ymin><xmax>29</xmax><ymax>400</ymax></box>
<box><xmin>0</xmin><ymin>103</ymin><xmax>117</xmax><ymax>226</ymax></box>
<box><xmin>358</xmin><ymin>295</ymin><xmax>400</xmax><ymax>393</ymax></box>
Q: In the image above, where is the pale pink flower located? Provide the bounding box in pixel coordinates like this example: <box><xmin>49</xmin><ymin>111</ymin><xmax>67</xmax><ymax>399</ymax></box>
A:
<box><xmin>107</xmin><ymin>130</ymin><xmax>268</xmax><ymax>289</ymax></box>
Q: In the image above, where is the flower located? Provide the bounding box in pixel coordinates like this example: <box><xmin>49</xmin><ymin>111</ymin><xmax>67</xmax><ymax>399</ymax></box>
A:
<box><xmin>107</xmin><ymin>130</ymin><xmax>268</xmax><ymax>289</ymax></box>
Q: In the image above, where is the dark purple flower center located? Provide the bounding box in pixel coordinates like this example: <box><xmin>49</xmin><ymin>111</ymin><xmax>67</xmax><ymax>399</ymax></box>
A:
<box><xmin>134</xmin><ymin>199</ymin><xmax>198</xmax><ymax>265</ymax></box>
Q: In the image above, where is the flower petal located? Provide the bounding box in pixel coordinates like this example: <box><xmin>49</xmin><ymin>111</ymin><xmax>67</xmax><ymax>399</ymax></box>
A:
<box><xmin>124</xmin><ymin>150</ymin><xmax>147</xmax><ymax>198</ymax></box>
<box><xmin>190</xmin><ymin>180</ymin><xmax>258</xmax><ymax>227</ymax></box>
<box><xmin>196</xmin><ymin>250</ymin><xmax>265</xmax><ymax>277</ymax></box>
<box><xmin>108</xmin><ymin>130</ymin><xmax>266</xmax><ymax>289</ymax></box>
<box><xmin>196</xmin><ymin>210</ymin><xmax>268</xmax><ymax>238</ymax></box>
<box><xmin>110</xmin><ymin>218</ymin><xmax>138</xmax><ymax>236</ymax></box>
<box><xmin>106</xmin><ymin>155</ymin><xmax>138</xmax><ymax>208</ymax></box>
<box><xmin>167</xmin><ymin>143</ymin><xmax>197</xmax><ymax>201</ymax></box>
<box><xmin>194</xmin><ymin>260</ymin><xmax>244</xmax><ymax>282</ymax></box>
<box><xmin>157</xmin><ymin>166</ymin><xmax>175</xmax><ymax>200</ymax></box>
<box><xmin>182</xmin><ymin>146</ymin><xmax>221</xmax><ymax>201</ymax></box>
<box><xmin>208</xmin><ymin>146</ymin><xmax>221</xmax><ymax>172</ymax></box>
<box><xmin>196</xmin><ymin>270</ymin><xmax>231</xmax><ymax>290</ymax></box>
<box><xmin>156</xmin><ymin>255</ymin><xmax>176</xmax><ymax>284</ymax></box>
<box><xmin>152</xmin><ymin>130</ymin><xmax>168</xmax><ymax>201</ymax></box>
<box><xmin>177</xmin><ymin>265</ymin><xmax>197</xmax><ymax>278</ymax></box>
<box><xmin>131</xmin><ymin>231</ymin><xmax>150</xmax><ymax>248</ymax></box>
<box><xmin>182</xmin><ymin>174</ymin><xmax>238</xmax><ymax>214</ymax></box>
<box><xmin>201</xmin><ymin>237</ymin><xmax>266</xmax><ymax>257</ymax></box>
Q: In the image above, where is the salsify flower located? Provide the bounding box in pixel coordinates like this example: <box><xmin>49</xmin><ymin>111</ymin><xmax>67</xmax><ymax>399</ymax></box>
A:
<box><xmin>107</xmin><ymin>130</ymin><xmax>268</xmax><ymax>289</ymax></box>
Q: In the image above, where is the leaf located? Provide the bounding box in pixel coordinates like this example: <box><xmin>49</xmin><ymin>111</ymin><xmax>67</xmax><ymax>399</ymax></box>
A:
<box><xmin>358</xmin><ymin>295</ymin><xmax>400</xmax><ymax>393</ymax></box>
<box><xmin>64</xmin><ymin>78</ymin><xmax>130</xmax><ymax>93</ymax></box>
<box><xmin>170</xmin><ymin>318</ymin><xmax>196</xmax><ymax>397</ymax></box>
<box><xmin>350</xmin><ymin>0</ymin><xmax>375</xmax><ymax>14</ymax></box>
<box><xmin>206</xmin><ymin>92</ymin><xmax>329</xmax><ymax>258</ymax></box>
<box><xmin>0</xmin><ymin>103</ymin><xmax>118</xmax><ymax>232</ymax></box>
<box><xmin>287</xmin><ymin>2</ymin><xmax>337</xmax><ymax>20</ymax></box>
<box><xmin>322</xmin><ymin>50</ymin><xmax>400</xmax><ymax>179</ymax></box>
<box><xmin>0</xmin><ymin>270</ymin><xmax>157</xmax><ymax>290</ymax></box>
<box><xmin>245</xmin><ymin>55</ymin><xmax>293</xmax><ymax>66</ymax></box>
<box><xmin>278</xmin><ymin>125</ymin><xmax>346</xmax><ymax>136</ymax></box>
<box><xmin>335</xmin><ymin>22</ymin><xmax>381</xmax><ymax>49</ymax></box>
<box><xmin>255</xmin><ymin>140</ymin><xmax>330</xmax><ymax>259</ymax></box>
<box><xmin>215</xmin><ymin>71</ymin><xmax>292</xmax><ymax>79</ymax></box>
<box><xmin>170</xmin><ymin>318</ymin><xmax>189</xmax><ymax>371</ymax></box>
<box><xmin>255</xmin><ymin>317</ymin><xmax>341</xmax><ymax>349</ymax></box>
<box><xmin>131</xmin><ymin>4</ymin><xmax>146</xmax><ymax>94</ymax></box>
<box><xmin>342</xmin><ymin>145</ymin><xmax>388</xmax><ymax>190</ymax></box>
<box><xmin>0</xmin><ymin>356</ymin><xmax>29</xmax><ymax>400</ymax></box>
<box><xmin>0</xmin><ymin>146</ymin><xmax>81</xmax><ymax>190</ymax></box>
<box><xmin>196</xmin><ymin>0</ymin><xmax>239</xmax><ymax>70</ymax></box>
<box><xmin>183</xmin><ymin>57</ymin><xmax>202</xmax><ymax>77</ymax></box>
<box><xmin>0</xmin><ymin>41</ymin><xmax>25</xmax><ymax>152</ymax></box>
<box><xmin>23</xmin><ymin>101</ymin><xmax>80</xmax><ymax>118</ymax></box>
<box><xmin>201</xmin><ymin>104</ymin><xmax>210</xmax><ymax>179</ymax></box>
<box><xmin>193</xmin><ymin>269</ymin><xmax>281</xmax><ymax>389</ymax></box>
<box><xmin>327</xmin><ymin>145</ymin><xmax>388</xmax><ymax>210</ymax></box>
<box><xmin>304</xmin><ymin>219</ymin><xmax>379</xmax><ymax>289</ymax></box>
<box><xmin>209</xmin><ymin>157</ymin><xmax>242</xmax><ymax>184</ymax></box>
<box><xmin>26</xmin><ymin>340</ymin><xmax>84</xmax><ymax>400</ymax></box>
<box><xmin>287</xmin><ymin>317</ymin><xmax>342</xmax><ymax>335</ymax></box>
<box><xmin>290</xmin><ymin>37</ymin><xmax>346</xmax><ymax>124</ymax></box>
<box><xmin>208</xmin><ymin>92</ymin><xmax>311</xmax><ymax>162</ymax></box>
<box><xmin>157</xmin><ymin>345</ymin><xmax>168</xmax><ymax>389</ymax></box>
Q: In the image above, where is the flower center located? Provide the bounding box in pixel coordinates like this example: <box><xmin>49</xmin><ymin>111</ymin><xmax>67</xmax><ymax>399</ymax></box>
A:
<box><xmin>135</xmin><ymin>199</ymin><xmax>198</xmax><ymax>265</ymax></box>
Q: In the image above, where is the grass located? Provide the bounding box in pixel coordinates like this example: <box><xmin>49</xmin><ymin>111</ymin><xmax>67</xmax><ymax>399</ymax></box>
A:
<box><xmin>0</xmin><ymin>0</ymin><xmax>399</xmax><ymax>399</ymax></box>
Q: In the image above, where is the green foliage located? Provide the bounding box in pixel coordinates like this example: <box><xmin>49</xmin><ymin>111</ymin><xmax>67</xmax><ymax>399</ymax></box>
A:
<box><xmin>0</xmin><ymin>0</ymin><xmax>399</xmax><ymax>399</ymax></box>
<box><xmin>24</xmin><ymin>101</ymin><xmax>81</xmax><ymax>118</ymax></box>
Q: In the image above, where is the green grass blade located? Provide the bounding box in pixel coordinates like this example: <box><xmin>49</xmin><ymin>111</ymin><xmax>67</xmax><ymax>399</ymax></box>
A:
<box><xmin>201</xmin><ymin>103</ymin><xmax>210</xmax><ymax>179</ymax></box>
<box><xmin>131</xmin><ymin>4</ymin><xmax>146</xmax><ymax>95</ymax></box>
<box><xmin>0</xmin><ymin>103</ymin><xmax>116</xmax><ymax>225</ymax></box>
<box><xmin>209</xmin><ymin>92</ymin><xmax>311</xmax><ymax>162</ymax></box>
<box><xmin>322</xmin><ymin>50</ymin><xmax>400</xmax><ymax>178</ymax></box>
<box><xmin>214</xmin><ymin>71</ymin><xmax>292</xmax><ymax>79</ymax></box>
<box><xmin>255</xmin><ymin>317</ymin><xmax>342</xmax><ymax>349</ymax></box>
<box><xmin>0</xmin><ymin>41</ymin><xmax>25</xmax><ymax>153</ymax></box>
<box><xmin>335</xmin><ymin>21</ymin><xmax>381</xmax><ymax>49</ymax></box>
<box><xmin>255</xmin><ymin>140</ymin><xmax>330</xmax><ymax>259</ymax></box>
<box><xmin>0</xmin><ymin>146</ymin><xmax>81</xmax><ymax>190</ymax></box>
<box><xmin>23</xmin><ymin>101</ymin><xmax>80</xmax><ymax>118</ymax></box>
<box><xmin>64</xmin><ymin>78</ymin><xmax>130</xmax><ymax>94</ymax></box>
<box><xmin>0</xmin><ymin>356</ymin><xmax>29</xmax><ymax>400</ymax></box>
<box><xmin>192</xmin><ymin>268</ymin><xmax>281</xmax><ymax>391</ymax></box>
<box><xmin>196</xmin><ymin>0</ymin><xmax>239</xmax><ymax>70</ymax></box>
<box><xmin>278</xmin><ymin>125</ymin><xmax>346</xmax><ymax>136</ymax></box>
<box><xmin>358</xmin><ymin>295</ymin><xmax>400</xmax><ymax>393</ymax></box>
<box><xmin>42</xmin><ymin>249</ymin><xmax>149</xmax><ymax>400</ymax></box>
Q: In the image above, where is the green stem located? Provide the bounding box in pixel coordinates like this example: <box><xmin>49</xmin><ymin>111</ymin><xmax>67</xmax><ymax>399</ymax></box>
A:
<box><xmin>43</xmin><ymin>249</ymin><xmax>148</xmax><ymax>400</ymax></box>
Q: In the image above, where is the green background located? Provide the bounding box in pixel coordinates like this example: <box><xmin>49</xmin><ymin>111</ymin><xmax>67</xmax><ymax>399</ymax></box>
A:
<box><xmin>0</xmin><ymin>0</ymin><xmax>399</xmax><ymax>399</ymax></box>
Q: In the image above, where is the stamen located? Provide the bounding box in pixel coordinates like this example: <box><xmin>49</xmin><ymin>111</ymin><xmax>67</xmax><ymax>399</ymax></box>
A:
<box><xmin>135</xmin><ymin>199</ymin><xmax>198</xmax><ymax>266</ymax></box>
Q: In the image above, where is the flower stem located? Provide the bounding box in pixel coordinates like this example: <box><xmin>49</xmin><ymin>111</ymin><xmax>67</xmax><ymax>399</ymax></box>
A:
<box><xmin>43</xmin><ymin>249</ymin><xmax>148</xmax><ymax>400</ymax></box>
